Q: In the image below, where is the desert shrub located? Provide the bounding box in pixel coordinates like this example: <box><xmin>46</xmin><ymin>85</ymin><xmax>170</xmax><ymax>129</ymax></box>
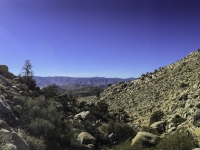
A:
<box><xmin>112</xmin><ymin>139</ymin><xmax>132</xmax><ymax>150</ymax></box>
<box><xmin>13</xmin><ymin>105</ymin><xmax>22</xmax><ymax>118</ymax></box>
<box><xmin>89</xmin><ymin>100</ymin><xmax>109</xmax><ymax>121</ymax></box>
<box><xmin>150</xmin><ymin>110</ymin><xmax>164</xmax><ymax>124</ymax></box>
<box><xmin>155</xmin><ymin>131</ymin><xmax>198</xmax><ymax>150</ymax></box>
<box><xmin>113</xmin><ymin>132</ymin><xmax>198</xmax><ymax>150</ymax></box>
<box><xmin>28</xmin><ymin>91</ymin><xmax>40</xmax><ymax>98</ymax></box>
<box><xmin>180</xmin><ymin>82</ymin><xmax>188</xmax><ymax>88</ymax></box>
<box><xmin>0</xmin><ymin>133</ymin><xmax>7</xmax><ymax>150</ymax></box>
<box><xmin>196</xmin><ymin>103</ymin><xmax>200</xmax><ymax>108</ymax></box>
<box><xmin>21</xmin><ymin>96</ymin><xmax>63</xmax><ymax>135</ymax></box>
<box><xmin>28</xmin><ymin>118</ymin><xmax>55</xmax><ymax>136</ymax></box>
<box><xmin>20</xmin><ymin>96</ymin><xmax>77</xmax><ymax>149</ymax></box>
<box><xmin>178</xmin><ymin>93</ymin><xmax>188</xmax><ymax>101</ymax></box>
<box><xmin>171</xmin><ymin>115</ymin><xmax>186</xmax><ymax>125</ymax></box>
<box><xmin>46</xmin><ymin>121</ymin><xmax>78</xmax><ymax>150</ymax></box>
<box><xmin>41</xmin><ymin>84</ymin><xmax>58</xmax><ymax>99</ymax></box>
<box><xmin>102</xmin><ymin>121</ymin><xmax>136</xmax><ymax>141</ymax></box>
<box><xmin>24</xmin><ymin>135</ymin><xmax>46</xmax><ymax>150</ymax></box>
<box><xmin>193</xmin><ymin>110</ymin><xmax>200</xmax><ymax>126</ymax></box>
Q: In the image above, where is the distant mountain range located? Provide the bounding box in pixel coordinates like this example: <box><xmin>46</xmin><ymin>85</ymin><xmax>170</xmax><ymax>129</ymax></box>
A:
<box><xmin>33</xmin><ymin>76</ymin><xmax>135</xmax><ymax>87</ymax></box>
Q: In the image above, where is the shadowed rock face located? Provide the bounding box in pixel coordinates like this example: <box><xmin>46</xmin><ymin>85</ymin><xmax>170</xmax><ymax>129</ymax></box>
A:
<box><xmin>0</xmin><ymin>65</ymin><xmax>8</xmax><ymax>74</ymax></box>
<box><xmin>12</xmin><ymin>132</ymin><xmax>29</xmax><ymax>150</ymax></box>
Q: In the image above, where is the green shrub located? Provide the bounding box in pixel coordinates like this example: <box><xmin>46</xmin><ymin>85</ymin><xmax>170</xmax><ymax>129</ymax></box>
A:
<box><xmin>150</xmin><ymin>110</ymin><xmax>164</xmax><ymax>124</ymax></box>
<box><xmin>13</xmin><ymin>105</ymin><xmax>23</xmax><ymax>118</ymax></box>
<box><xmin>89</xmin><ymin>100</ymin><xmax>109</xmax><ymax>121</ymax></box>
<box><xmin>25</xmin><ymin>135</ymin><xmax>46</xmax><ymax>150</ymax></box>
<box><xmin>180</xmin><ymin>82</ymin><xmax>188</xmax><ymax>88</ymax></box>
<box><xmin>171</xmin><ymin>115</ymin><xmax>186</xmax><ymax>125</ymax></box>
<box><xmin>196</xmin><ymin>103</ymin><xmax>200</xmax><ymax>108</ymax></box>
<box><xmin>20</xmin><ymin>96</ymin><xmax>77</xmax><ymax>149</ymax></box>
<box><xmin>178</xmin><ymin>93</ymin><xmax>188</xmax><ymax>101</ymax></box>
<box><xmin>112</xmin><ymin>139</ymin><xmax>132</xmax><ymax>150</ymax></box>
<box><xmin>156</xmin><ymin>131</ymin><xmax>198</xmax><ymax>150</ymax></box>
<box><xmin>0</xmin><ymin>133</ymin><xmax>7</xmax><ymax>150</ymax></box>
<box><xmin>102</xmin><ymin>121</ymin><xmax>136</xmax><ymax>141</ymax></box>
<box><xmin>112</xmin><ymin>131</ymin><xmax>198</xmax><ymax>150</ymax></box>
<box><xmin>193</xmin><ymin>110</ymin><xmax>200</xmax><ymax>126</ymax></box>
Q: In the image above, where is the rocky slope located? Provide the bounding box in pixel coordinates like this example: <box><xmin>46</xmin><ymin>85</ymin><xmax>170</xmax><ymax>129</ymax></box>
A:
<box><xmin>100</xmin><ymin>49</ymin><xmax>200</xmax><ymax>142</ymax></box>
<box><xmin>0</xmin><ymin>66</ymin><xmax>29</xmax><ymax>150</ymax></box>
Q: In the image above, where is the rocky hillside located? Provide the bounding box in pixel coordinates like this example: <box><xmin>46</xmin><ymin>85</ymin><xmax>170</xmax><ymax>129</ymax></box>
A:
<box><xmin>2</xmin><ymin>49</ymin><xmax>200</xmax><ymax>149</ymax></box>
<box><xmin>0</xmin><ymin>65</ymin><xmax>29</xmax><ymax>150</ymax></box>
<box><xmin>100</xmin><ymin>49</ymin><xmax>200</xmax><ymax>142</ymax></box>
<box><xmin>33</xmin><ymin>76</ymin><xmax>135</xmax><ymax>87</ymax></box>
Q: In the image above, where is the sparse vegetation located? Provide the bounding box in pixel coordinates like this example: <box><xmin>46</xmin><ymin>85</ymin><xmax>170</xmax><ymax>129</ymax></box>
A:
<box><xmin>156</xmin><ymin>131</ymin><xmax>198</xmax><ymax>150</ymax></box>
<box><xmin>150</xmin><ymin>110</ymin><xmax>164</xmax><ymax>125</ymax></box>
<box><xmin>20</xmin><ymin>96</ymin><xmax>76</xmax><ymax>149</ymax></box>
<box><xmin>171</xmin><ymin>115</ymin><xmax>186</xmax><ymax>125</ymax></box>
<box><xmin>89</xmin><ymin>100</ymin><xmax>109</xmax><ymax>121</ymax></box>
<box><xmin>0</xmin><ymin>133</ymin><xmax>7</xmax><ymax>150</ymax></box>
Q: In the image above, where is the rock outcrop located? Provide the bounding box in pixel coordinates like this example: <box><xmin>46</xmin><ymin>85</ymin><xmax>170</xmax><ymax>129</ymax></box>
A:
<box><xmin>78</xmin><ymin>132</ymin><xmax>96</xmax><ymax>145</ymax></box>
<box><xmin>11</xmin><ymin>132</ymin><xmax>29</xmax><ymax>150</ymax></box>
<box><xmin>0</xmin><ymin>65</ymin><xmax>8</xmax><ymax>74</ymax></box>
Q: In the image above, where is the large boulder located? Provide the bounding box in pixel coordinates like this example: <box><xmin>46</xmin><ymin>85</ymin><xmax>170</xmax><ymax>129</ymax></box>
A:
<box><xmin>0</xmin><ymin>65</ymin><xmax>8</xmax><ymax>74</ymax></box>
<box><xmin>150</xmin><ymin>120</ymin><xmax>166</xmax><ymax>132</ymax></box>
<box><xmin>0</xmin><ymin>120</ymin><xmax>12</xmax><ymax>131</ymax></box>
<box><xmin>78</xmin><ymin>132</ymin><xmax>96</xmax><ymax>145</ymax></box>
<box><xmin>11</xmin><ymin>132</ymin><xmax>29</xmax><ymax>150</ymax></box>
<box><xmin>131</xmin><ymin>132</ymin><xmax>160</xmax><ymax>147</ymax></box>
<box><xmin>74</xmin><ymin>111</ymin><xmax>97</xmax><ymax>122</ymax></box>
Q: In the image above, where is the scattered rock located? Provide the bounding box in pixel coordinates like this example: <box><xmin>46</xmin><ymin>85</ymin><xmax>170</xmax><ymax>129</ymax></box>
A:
<box><xmin>75</xmin><ymin>111</ymin><xmax>97</xmax><ymax>122</ymax></box>
<box><xmin>78</xmin><ymin>132</ymin><xmax>96</xmax><ymax>145</ymax></box>
<box><xmin>55</xmin><ymin>102</ymin><xmax>64</xmax><ymax>111</ymax></box>
<box><xmin>150</xmin><ymin>120</ymin><xmax>166</xmax><ymax>132</ymax></box>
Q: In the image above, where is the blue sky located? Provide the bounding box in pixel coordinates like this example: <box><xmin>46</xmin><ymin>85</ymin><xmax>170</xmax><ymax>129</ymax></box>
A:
<box><xmin>0</xmin><ymin>0</ymin><xmax>200</xmax><ymax>78</ymax></box>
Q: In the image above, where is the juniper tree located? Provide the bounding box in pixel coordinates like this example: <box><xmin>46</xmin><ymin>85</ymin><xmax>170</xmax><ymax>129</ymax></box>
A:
<box><xmin>20</xmin><ymin>59</ymin><xmax>36</xmax><ymax>92</ymax></box>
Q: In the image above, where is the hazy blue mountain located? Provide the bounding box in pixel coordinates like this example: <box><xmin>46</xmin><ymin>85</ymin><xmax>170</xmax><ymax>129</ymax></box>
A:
<box><xmin>33</xmin><ymin>76</ymin><xmax>135</xmax><ymax>87</ymax></box>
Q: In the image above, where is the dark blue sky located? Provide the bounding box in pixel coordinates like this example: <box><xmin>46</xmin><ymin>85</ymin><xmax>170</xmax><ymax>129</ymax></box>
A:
<box><xmin>0</xmin><ymin>0</ymin><xmax>200</xmax><ymax>78</ymax></box>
